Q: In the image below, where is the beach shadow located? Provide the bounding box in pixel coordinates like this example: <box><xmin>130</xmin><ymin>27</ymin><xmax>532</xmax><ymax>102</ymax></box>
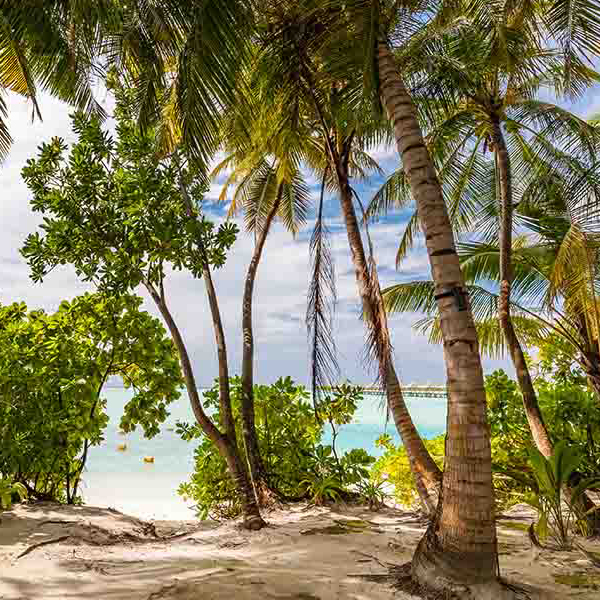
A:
<box><xmin>2</xmin><ymin>547</ymin><xmax>334</xmax><ymax>600</ymax></box>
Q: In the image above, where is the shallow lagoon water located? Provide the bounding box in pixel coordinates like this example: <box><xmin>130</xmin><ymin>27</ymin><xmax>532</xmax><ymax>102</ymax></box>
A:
<box><xmin>83</xmin><ymin>388</ymin><xmax>446</xmax><ymax>519</ymax></box>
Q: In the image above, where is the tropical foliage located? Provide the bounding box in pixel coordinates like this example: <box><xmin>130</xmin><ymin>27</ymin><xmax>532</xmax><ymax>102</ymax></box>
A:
<box><xmin>526</xmin><ymin>442</ymin><xmax>600</xmax><ymax>548</ymax></box>
<box><xmin>372</xmin><ymin>433</ymin><xmax>445</xmax><ymax>507</ymax></box>
<box><xmin>0</xmin><ymin>293</ymin><xmax>181</xmax><ymax>504</ymax></box>
<box><xmin>2</xmin><ymin>0</ymin><xmax>600</xmax><ymax>595</ymax></box>
<box><xmin>177</xmin><ymin>378</ymin><xmax>374</xmax><ymax>519</ymax></box>
<box><xmin>16</xmin><ymin>84</ymin><xmax>269</xmax><ymax>525</ymax></box>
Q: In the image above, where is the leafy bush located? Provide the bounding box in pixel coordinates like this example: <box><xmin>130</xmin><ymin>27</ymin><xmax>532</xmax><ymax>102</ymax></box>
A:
<box><xmin>0</xmin><ymin>293</ymin><xmax>182</xmax><ymax>504</ymax></box>
<box><xmin>0</xmin><ymin>477</ymin><xmax>27</xmax><ymax>510</ymax></box>
<box><xmin>356</xmin><ymin>479</ymin><xmax>389</xmax><ymax>510</ymax></box>
<box><xmin>371</xmin><ymin>434</ymin><xmax>445</xmax><ymax>508</ymax></box>
<box><xmin>485</xmin><ymin>369</ymin><xmax>600</xmax><ymax>510</ymax></box>
<box><xmin>177</xmin><ymin>378</ymin><xmax>375</xmax><ymax>519</ymax></box>
<box><xmin>526</xmin><ymin>441</ymin><xmax>600</xmax><ymax>548</ymax></box>
<box><xmin>485</xmin><ymin>370</ymin><xmax>534</xmax><ymax>509</ymax></box>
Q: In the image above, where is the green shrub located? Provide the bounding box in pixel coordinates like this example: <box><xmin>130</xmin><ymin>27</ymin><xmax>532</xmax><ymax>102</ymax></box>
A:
<box><xmin>371</xmin><ymin>434</ymin><xmax>445</xmax><ymax>508</ymax></box>
<box><xmin>526</xmin><ymin>441</ymin><xmax>600</xmax><ymax>548</ymax></box>
<box><xmin>356</xmin><ymin>479</ymin><xmax>389</xmax><ymax>510</ymax></box>
<box><xmin>0</xmin><ymin>477</ymin><xmax>27</xmax><ymax>510</ymax></box>
<box><xmin>177</xmin><ymin>378</ymin><xmax>375</xmax><ymax>519</ymax></box>
<box><xmin>485</xmin><ymin>369</ymin><xmax>600</xmax><ymax>510</ymax></box>
<box><xmin>0</xmin><ymin>293</ymin><xmax>182</xmax><ymax>504</ymax></box>
<box><xmin>485</xmin><ymin>370</ymin><xmax>534</xmax><ymax>509</ymax></box>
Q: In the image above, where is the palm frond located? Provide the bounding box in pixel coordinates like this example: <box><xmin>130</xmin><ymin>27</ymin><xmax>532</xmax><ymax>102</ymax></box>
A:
<box><xmin>0</xmin><ymin>89</ymin><xmax>11</xmax><ymax>159</ymax></box>
<box><xmin>243</xmin><ymin>163</ymin><xmax>279</xmax><ymax>234</ymax></box>
<box><xmin>364</xmin><ymin>167</ymin><xmax>412</xmax><ymax>222</ymax></box>
<box><xmin>396</xmin><ymin>210</ymin><xmax>422</xmax><ymax>268</ymax></box>
<box><xmin>0</xmin><ymin>12</ymin><xmax>39</xmax><ymax>108</ymax></box>
<box><xmin>543</xmin><ymin>0</ymin><xmax>600</xmax><ymax>89</ymax></box>
<box><xmin>279</xmin><ymin>172</ymin><xmax>310</xmax><ymax>236</ymax></box>
<box><xmin>306</xmin><ymin>173</ymin><xmax>338</xmax><ymax>405</ymax></box>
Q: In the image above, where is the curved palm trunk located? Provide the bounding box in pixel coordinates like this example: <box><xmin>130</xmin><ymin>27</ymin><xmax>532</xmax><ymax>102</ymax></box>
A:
<box><xmin>144</xmin><ymin>282</ymin><xmax>264</xmax><ymax>530</ymax></box>
<box><xmin>576</xmin><ymin>316</ymin><xmax>600</xmax><ymax>402</ymax></box>
<box><xmin>386</xmin><ymin>366</ymin><xmax>441</xmax><ymax>513</ymax></box>
<box><xmin>378</xmin><ymin>42</ymin><xmax>499</xmax><ymax>592</ymax></box>
<box><xmin>491</xmin><ymin>118</ymin><xmax>554</xmax><ymax>458</ymax></box>
<box><xmin>581</xmin><ymin>350</ymin><xmax>600</xmax><ymax>401</ymax></box>
<box><xmin>335</xmin><ymin>156</ymin><xmax>442</xmax><ymax>513</ymax></box>
<box><xmin>240</xmin><ymin>188</ymin><xmax>283</xmax><ymax>501</ymax></box>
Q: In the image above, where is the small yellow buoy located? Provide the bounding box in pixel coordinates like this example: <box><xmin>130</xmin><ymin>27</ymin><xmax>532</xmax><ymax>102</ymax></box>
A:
<box><xmin>117</xmin><ymin>443</ymin><xmax>127</xmax><ymax>451</ymax></box>
<box><xmin>143</xmin><ymin>456</ymin><xmax>155</xmax><ymax>463</ymax></box>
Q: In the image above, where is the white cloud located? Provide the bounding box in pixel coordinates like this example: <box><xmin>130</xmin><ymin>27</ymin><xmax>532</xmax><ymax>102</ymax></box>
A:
<box><xmin>1</xmin><ymin>90</ymin><xmax>513</xmax><ymax>423</ymax></box>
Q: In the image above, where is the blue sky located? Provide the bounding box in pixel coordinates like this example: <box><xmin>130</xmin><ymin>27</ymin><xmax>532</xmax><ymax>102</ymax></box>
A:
<box><xmin>1</xmin><ymin>84</ymin><xmax>598</xmax><ymax>397</ymax></box>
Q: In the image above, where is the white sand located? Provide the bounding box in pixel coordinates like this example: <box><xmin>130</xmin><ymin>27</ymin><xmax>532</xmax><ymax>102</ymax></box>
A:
<box><xmin>1</xmin><ymin>502</ymin><xmax>599</xmax><ymax>599</ymax></box>
<box><xmin>81</xmin><ymin>471</ymin><xmax>197</xmax><ymax>520</ymax></box>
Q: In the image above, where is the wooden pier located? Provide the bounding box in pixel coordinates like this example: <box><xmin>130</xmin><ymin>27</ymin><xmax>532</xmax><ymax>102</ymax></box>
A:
<box><xmin>320</xmin><ymin>384</ymin><xmax>447</xmax><ymax>399</ymax></box>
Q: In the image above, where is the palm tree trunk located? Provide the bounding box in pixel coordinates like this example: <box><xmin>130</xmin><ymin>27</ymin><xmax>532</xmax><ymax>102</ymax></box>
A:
<box><xmin>240</xmin><ymin>188</ymin><xmax>283</xmax><ymax>502</ymax></box>
<box><xmin>574</xmin><ymin>317</ymin><xmax>600</xmax><ymax>403</ymax></box>
<box><xmin>144</xmin><ymin>282</ymin><xmax>265</xmax><ymax>530</ymax></box>
<box><xmin>334</xmin><ymin>154</ymin><xmax>442</xmax><ymax>513</ymax></box>
<box><xmin>378</xmin><ymin>41</ymin><xmax>499</xmax><ymax>591</ymax></box>
<box><xmin>386</xmin><ymin>366</ymin><xmax>441</xmax><ymax>514</ymax></box>
<box><xmin>491</xmin><ymin>117</ymin><xmax>554</xmax><ymax>459</ymax></box>
<box><xmin>581</xmin><ymin>351</ymin><xmax>600</xmax><ymax>401</ymax></box>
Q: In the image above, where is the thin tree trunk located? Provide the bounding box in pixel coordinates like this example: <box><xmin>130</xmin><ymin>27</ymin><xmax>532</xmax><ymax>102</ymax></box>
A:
<box><xmin>378</xmin><ymin>42</ymin><xmax>499</xmax><ymax>592</ymax></box>
<box><xmin>335</xmin><ymin>154</ymin><xmax>442</xmax><ymax>513</ymax></box>
<box><xmin>177</xmin><ymin>176</ymin><xmax>236</xmax><ymax>442</ymax></box>
<box><xmin>491</xmin><ymin>118</ymin><xmax>554</xmax><ymax>458</ymax></box>
<box><xmin>144</xmin><ymin>281</ymin><xmax>265</xmax><ymax>530</ymax></box>
<box><xmin>201</xmin><ymin>263</ymin><xmax>237</xmax><ymax>441</ymax></box>
<box><xmin>240</xmin><ymin>188</ymin><xmax>283</xmax><ymax>502</ymax></box>
<box><xmin>176</xmin><ymin>175</ymin><xmax>265</xmax><ymax>527</ymax></box>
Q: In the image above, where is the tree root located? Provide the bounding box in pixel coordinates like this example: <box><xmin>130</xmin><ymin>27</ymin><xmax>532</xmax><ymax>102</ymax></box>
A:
<box><xmin>147</xmin><ymin>583</ymin><xmax>178</xmax><ymax>599</ymax></box>
<box><xmin>242</xmin><ymin>514</ymin><xmax>267</xmax><ymax>531</ymax></box>
<box><xmin>390</xmin><ymin>562</ymin><xmax>535</xmax><ymax>600</ymax></box>
<box><xmin>575</xmin><ymin>542</ymin><xmax>600</xmax><ymax>568</ymax></box>
<box><xmin>255</xmin><ymin>481</ymin><xmax>281</xmax><ymax>509</ymax></box>
<box><xmin>15</xmin><ymin>521</ymin><xmax>202</xmax><ymax>561</ymax></box>
<box><xmin>16</xmin><ymin>536</ymin><xmax>71</xmax><ymax>559</ymax></box>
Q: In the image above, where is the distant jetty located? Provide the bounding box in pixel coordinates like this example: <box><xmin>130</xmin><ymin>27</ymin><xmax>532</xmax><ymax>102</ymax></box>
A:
<box><xmin>320</xmin><ymin>385</ymin><xmax>448</xmax><ymax>399</ymax></box>
<box><xmin>104</xmin><ymin>383</ymin><xmax>448</xmax><ymax>397</ymax></box>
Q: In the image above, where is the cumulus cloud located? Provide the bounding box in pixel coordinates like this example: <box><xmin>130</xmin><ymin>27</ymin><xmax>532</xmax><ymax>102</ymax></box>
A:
<box><xmin>1</xmin><ymin>89</ymin><xmax>513</xmax><ymax>426</ymax></box>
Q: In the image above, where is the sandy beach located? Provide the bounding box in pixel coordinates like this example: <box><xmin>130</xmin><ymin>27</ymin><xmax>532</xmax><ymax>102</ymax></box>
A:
<box><xmin>1</xmin><ymin>501</ymin><xmax>599</xmax><ymax>599</ymax></box>
<box><xmin>81</xmin><ymin>471</ymin><xmax>198</xmax><ymax>521</ymax></box>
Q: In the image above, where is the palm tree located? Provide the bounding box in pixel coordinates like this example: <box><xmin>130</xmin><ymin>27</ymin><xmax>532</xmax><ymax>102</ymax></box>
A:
<box><xmin>215</xmin><ymin>37</ymin><xmax>442</xmax><ymax>510</ymax></box>
<box><xmin>306</xmin><ymin>93</ymin><xmax>443</xmax><ymax>512</ymax></box>
<box><xmin>311</xmin><ymin>1</ymin><xmax>501</xmax><ymax>589</ymax></box>
<box><xmin>0</xmin><ymin>0</ymin><xmax>114</xmax><ymax>159</ymax></box>
<box><xmin>117</xmin><ymin>0</ymin><xmax>600</xmax><ymax>591</ymax></box>
<box><xmin>384</xmin><ymin>178</ymin><xmax>600</xmax><ymax>401</ymax></box>
<box><xmin>70</xmin><ymin>0</ymin><xmax>599</xmax><ymax>591</ymax></box>
<box><xmin>365</xmin><ymin>3</ymin><xmax>600</xmax><ymax>461</ymax></box>
<box><xmin>381</xmin><ymin>150</ymin><xmax>600</xmax><ymax>525</ymax></box>
<box><xmin>235</xmin><ymin>3</ymin><xmax>444</xmax><ymax>512</ymax></box>
<box><xmin>212</xmin><ymin>150</ymin><xmax>311</xmax><ymax>501</ymax></box>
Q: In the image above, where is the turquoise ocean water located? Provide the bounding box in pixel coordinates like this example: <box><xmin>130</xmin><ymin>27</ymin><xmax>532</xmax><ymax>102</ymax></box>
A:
<box><xmin>82</xmin><ymin>388</ymin><xmax>447</xmax><ymax>519</ymax></box>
